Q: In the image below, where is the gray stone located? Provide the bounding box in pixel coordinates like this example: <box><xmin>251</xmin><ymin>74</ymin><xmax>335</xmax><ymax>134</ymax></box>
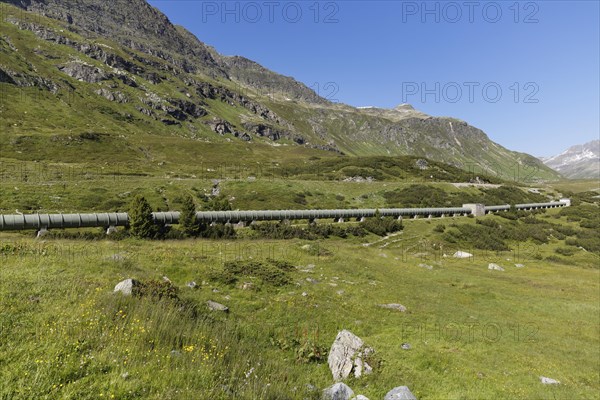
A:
<box><xmin>540</xmin><ymin>376</ymin><xmax>560</xmax><ymax>385</ymax></box>
<box><xmin>488</xmin><ymin>263</ymin><xmax>505</xmax><ymax>271</ymax></box>
<box><xmin>418</xmin><ymin>263</ymin><xmax>433</xmax><ymax>270</ymax></box>
<box><xmin>401</xmin><ymin>343</ymin><xmax>411</xmax><ymax>350</ymax></box>
<box><xmin>113</xmin><ymin>279</ymin><xmax>141</xmax><ymax>296</ymax></box>
<box><xmin>352</xmin><ymin>396</ymin><xmax>370</xmax><ymax>400</ymax></box>
<box><xmin>322</xmin><ymin>383</ymin><xmax>354</xmax><ymax>400</ymax></box>
<box><xmin>379</xmin><ymin>304</ymin><xmax>407</xmax><ymax>312</ymax></box>
<box><xmin>515</xmin><ymin>264</ymin><xmax>525</xmax><ymax>268</ymax></box>
<box><xmin>384</xmin><ymin>386</ymin><xmax>417</xmax><ymax>400</ymax></box>
<box><xmin>453</xmin><ymin>251</ymin><xmax>473</xmax><ymax>259</ymax></box>
<box><xmin>241</xmin><ymin>282</ymin><xmax>254</xmax><ymax>290</ymax></box>
<box><xmin>207</xmin><ymin>300</ymin><xmax>229</xmax><ymax>312</ymax></box>
<box><xmin>186</xmin><ymin>281</ymin><xmax>198</xmax><ymax>289</ymax></box>
<box><xmin>328</xmin><ymin>330</ymin><xmax>374</xmax><ymax>381</ymax></box>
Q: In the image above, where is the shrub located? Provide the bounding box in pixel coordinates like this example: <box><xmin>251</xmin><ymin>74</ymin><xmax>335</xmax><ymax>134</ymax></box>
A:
<box><xmin>433</xmin><ymin>224</ymin><xmax>446</xmax><ymax>233</ymax></box>
<box><xmin>555</xmin><ymin>247</ymin><xmax>576</xmax><ymax>256</ymax></box>
<box><xmin>137</xmin><ymin>279</ymin><xmax>180</xmax><ymax>301</ymax></box>
<box><xmin>360</xmin><ymin>215</ymin><xmax>403</xmax><ymax>236</ymax></box>
<box><xmin>213</xmin><ymin>259</ymin><xmax>295</xmax><ymax>287</ymax></box>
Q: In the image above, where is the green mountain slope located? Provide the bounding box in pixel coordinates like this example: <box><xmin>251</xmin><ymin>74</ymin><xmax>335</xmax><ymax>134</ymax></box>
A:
<box><xmin>0</xmin><ymin>1</ymin><xmax>560</xmax><ymax>182</ymax></box>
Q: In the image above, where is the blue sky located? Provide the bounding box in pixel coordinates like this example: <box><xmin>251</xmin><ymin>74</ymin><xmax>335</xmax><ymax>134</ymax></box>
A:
<box><xmin>148</xmin><ymin>0</ymin><xmax>599</xmax><ymax>157</ymax></box>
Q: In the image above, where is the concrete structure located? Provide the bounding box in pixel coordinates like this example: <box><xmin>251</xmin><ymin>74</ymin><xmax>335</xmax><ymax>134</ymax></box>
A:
<box><xmin>462</xmin><ymin>204</ymin><xmax>486</xmax><ymax>217</ymax></box>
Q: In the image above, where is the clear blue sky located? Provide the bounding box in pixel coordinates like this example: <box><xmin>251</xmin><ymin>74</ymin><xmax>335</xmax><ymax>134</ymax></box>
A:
<box><xmin>148</xmin><ymin>0</ymin><xmax>599</xmax><ymax>157</ymax></box>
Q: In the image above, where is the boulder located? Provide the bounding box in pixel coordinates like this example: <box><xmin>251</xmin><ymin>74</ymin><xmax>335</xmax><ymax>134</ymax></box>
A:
<box><xmin>328</xmin><ymin>330</ymin><xmax>374</xmax><ymax>381</ymax></box>
<box><xmin>113</xmin><ymin>279</ymin><xmax>141</xmax><ymax>296</ymax></box>
<box><xmin>453</xmin><ymin>251</ymin><xmax>473</xmax><ymax>259</ymax></box>
<box><xmin>540</xmin><ymin>376</ymin><xmax>560</xmax><ymax>385</ymax></box>
<box><xmin>322</xmin><ymin>383</ymin><xmax>354</xmax><ymax>400</ymax></box>
<box><xmin>488</xmin><ymin>263</ymin><xmax>505</xmax><ymax>271</ymax></box>
<box><xmin>379</xmin><ymin>304</ymin><xmax>407</xmax><ymax>312</ymax></box>
<box><xmin>207</xmin><ymin>300</ymin><xmax>229</xmax><ymax>312</ymax></box>
<box><xmin>384</xmin><ymin>386</ymin><xmax>418</xmax><ymax>400</ymax></box>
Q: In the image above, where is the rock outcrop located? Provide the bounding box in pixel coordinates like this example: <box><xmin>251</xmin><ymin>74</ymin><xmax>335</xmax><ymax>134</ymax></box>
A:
<box><xmin>327</xmin><ymin>330</ymin><xmax>374</xmax><ymax>381</ymax></box>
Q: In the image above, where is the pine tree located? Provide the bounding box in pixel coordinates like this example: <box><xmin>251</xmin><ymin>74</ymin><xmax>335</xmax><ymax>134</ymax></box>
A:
<box><xmin>180</xmin><ymin>194</ymin><xmax>199</xmax><ymax>237</ymax></box>
<box><xmin>128</xmin><ymin>195</ymin><xmax>158</xmax><ymax>239</ymax></box>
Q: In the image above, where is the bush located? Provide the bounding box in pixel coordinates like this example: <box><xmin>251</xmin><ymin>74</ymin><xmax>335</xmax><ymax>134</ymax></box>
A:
<box><xmin>360</xmin><ymin>213</ymin><xmax>403</xmax><ymax>236</ymax></box>
<box><xmin>137</xmin><ymin>279</ymin><xmax>180</xmax><ymax>301</ymax></box>
<box><xmin>555</xmin><ymin>247</ymin><xmax>576</xmax><ymax>256</ymax></box>
<box><xmin>208</xmin><ymin>260</ymin><xmax>298</xmax><ymax>287</ymax></box>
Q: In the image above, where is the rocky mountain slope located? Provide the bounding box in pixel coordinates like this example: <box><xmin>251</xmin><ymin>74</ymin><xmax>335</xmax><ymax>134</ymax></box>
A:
<box><xmin>542</xmin><ymin>140</ymin><xmax>599</xmax><ymax>179</ymax></box>
<box><xmin>0</xmin><ymin>0</ymin><xmax>560</xmax><ymax>181</ymax></box>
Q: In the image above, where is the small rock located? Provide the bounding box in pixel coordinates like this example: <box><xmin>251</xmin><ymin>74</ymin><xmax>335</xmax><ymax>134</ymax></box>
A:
<box><xmin>352</xmin><ymin>396</ymin><xmax>370</xmax><ymax>400</ymax></box>
<box><xmin>306</xmin><ymin>264</ymin><xmax>316</xmax><ymax>269</ymax></box>
<box><xmin>162</xmin><ymin>275</ymin><xmax>172</xmax><ymax>283</ymax></box>
<box><xmin>384</xmin><ymin>386</ymin><xmax>417</xmax><ymax>400</ymax></box>
<box><xmin>302</xmin><ymin>292</ymin><xmax>308</xmax><ymax>297</ymax></box>
<box><xmin>540</xmin><ymin>376</ymin><xmax>560</xmax><ymax>385</ymax></box>
<box><xmin>242</xmin><ymin>282</ymin><xmax>254</xmax><ymax>290</ymax></box>
<box><xmin>207</xmin><ymin>300</ymin><xmax>229</xmax><ymax>312</ymax></box>
<box><xmin>336</xmin><ymin>290</ymin><xmax>345</xmax><ymax>295</ymax></box>
<box><xmin>121</xmin><ymin>372</ymin><xmax>129</xmax><ymax>379</ymax></box>
<box><xmin>113</xmin><ymin>279</ymin><xmax>141</xmax><ymax>296</ymax></box>
<box><xmin>306</xmin><ymin>277</ymin><xmax>320</xmax><ymax>284</ymax></box>
<box><xmin>488</xmin><ymin>263</ymin><xmax>505</xmax><ymax>271</ymax></box>
<box><xmin>418</xmin><ymin>263</ymin><xmax>433</xmax><ymax>270</ymax></box>
<box><xmin>453</xmin><ymin>251</ymin><xmax>473</xmax><ymax>259</ymax></box>
<box><xmin>212</xmin><ymin>288</ymin><xmax>220</xmax><ymax>293</ymax></box>
<box><xmin>515</xmin><ymin>264</ymin><xmax>525</xmax><ymax>268</ymax></box>
<box><xmin>109</xmin><ymin>254</ymin><xmax>126</xmax><ymax>262</ymax></box>
<box><xmin>323</xmin><ymin>382</ymin><xmax>354</xmax><ymax>400</ymax></box>
<box><xmin>379</xmin><ymin>304</ymin><xmax>407</xmax><ymax>312</ymax></box>
<box><xmin>401</xmin><ymin>343</ymin><xmax>411</xmax><ymax>350</ymax></box>
<box><xmin>170</xmin><ymin>350</ymin><xmax>181</xmax><ymax>357</ymax></box>
<box><xmin>186</xmin><ymin>281</ymin><xmax>198</xmax><ymax>289</ymax></box>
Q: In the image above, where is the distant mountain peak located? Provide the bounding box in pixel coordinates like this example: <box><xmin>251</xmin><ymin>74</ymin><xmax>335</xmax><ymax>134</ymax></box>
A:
<box><xmin>542</xmin><ymin>140</ymin><xmax>600</xmax><ymax>179</ymax></box>
<box><xmin>394</xmin><ymin>103</ymin><xmax>415</xmax><ymax>111</ymax></box>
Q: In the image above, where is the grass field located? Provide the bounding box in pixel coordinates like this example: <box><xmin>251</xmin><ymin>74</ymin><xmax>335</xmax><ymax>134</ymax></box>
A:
<box><xmin>1</xmin><ymin>204</ymin><xmax>598</xmax><ymax>399</ymax></box>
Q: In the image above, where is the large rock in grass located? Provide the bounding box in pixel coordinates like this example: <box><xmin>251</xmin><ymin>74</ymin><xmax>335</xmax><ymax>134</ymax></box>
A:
<box><xmin>379</xmin><ymin>303</ymin><xmax>407</xmax><ymax>312</ymax></box>
<box><xmin>322</xmin><ymin>382</ymin><xmax>354</xmax><ymax>400</ymax></box>
<box><xmin>453</xmin><ymin>251</ymin><xmax>473</xmax><ymax>259</ymax></box>
<box><xmin>384</xmin><ymin>386</ymin><xmax>418</xmax><ymax>400</ymax></box>
<box><xmin>328</xmin><ymin>330</ymin><xmax>374</xmax><ymax>381</ymax></box>
<box><xmin>113</xmin><ymin>279</ymin><xmax>141</xmax><ymax>296</ymax></box>
<box><xmin>488</xmin><ymin>263</ymin><xmax>505</xmax><ymax>271</ymax></box>
<box><xmin>207</xmin><ymin>300</ymin><xmax>229</xmax><ymax>312</ymax></box>
<box><xmin>540</xmin><ymin>376</ymin><xmax>560</xmax><ymax>385</ymax></box>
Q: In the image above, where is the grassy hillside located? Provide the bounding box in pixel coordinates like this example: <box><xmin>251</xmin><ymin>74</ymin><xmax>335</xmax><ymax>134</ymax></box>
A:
<box><xmin>0</xmin><ymin>2</ymin><xmax>561</xmax><ymax>182</ymax></box>
<box><xmin>1</xmin><ymin>206</ymin><xmax>598</xmax><ymax>399</ymax></box>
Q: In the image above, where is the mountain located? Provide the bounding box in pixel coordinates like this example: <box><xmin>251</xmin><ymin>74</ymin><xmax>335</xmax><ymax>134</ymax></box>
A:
<box><xmin>0</xmin><ymin>0</ymin><xmax>560</xmax><ymax>181</ymax></box>
<box><xmin>542</xmin><ymin>140</ymin><xmax>600</xmax><ymax>179</ymax></box>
